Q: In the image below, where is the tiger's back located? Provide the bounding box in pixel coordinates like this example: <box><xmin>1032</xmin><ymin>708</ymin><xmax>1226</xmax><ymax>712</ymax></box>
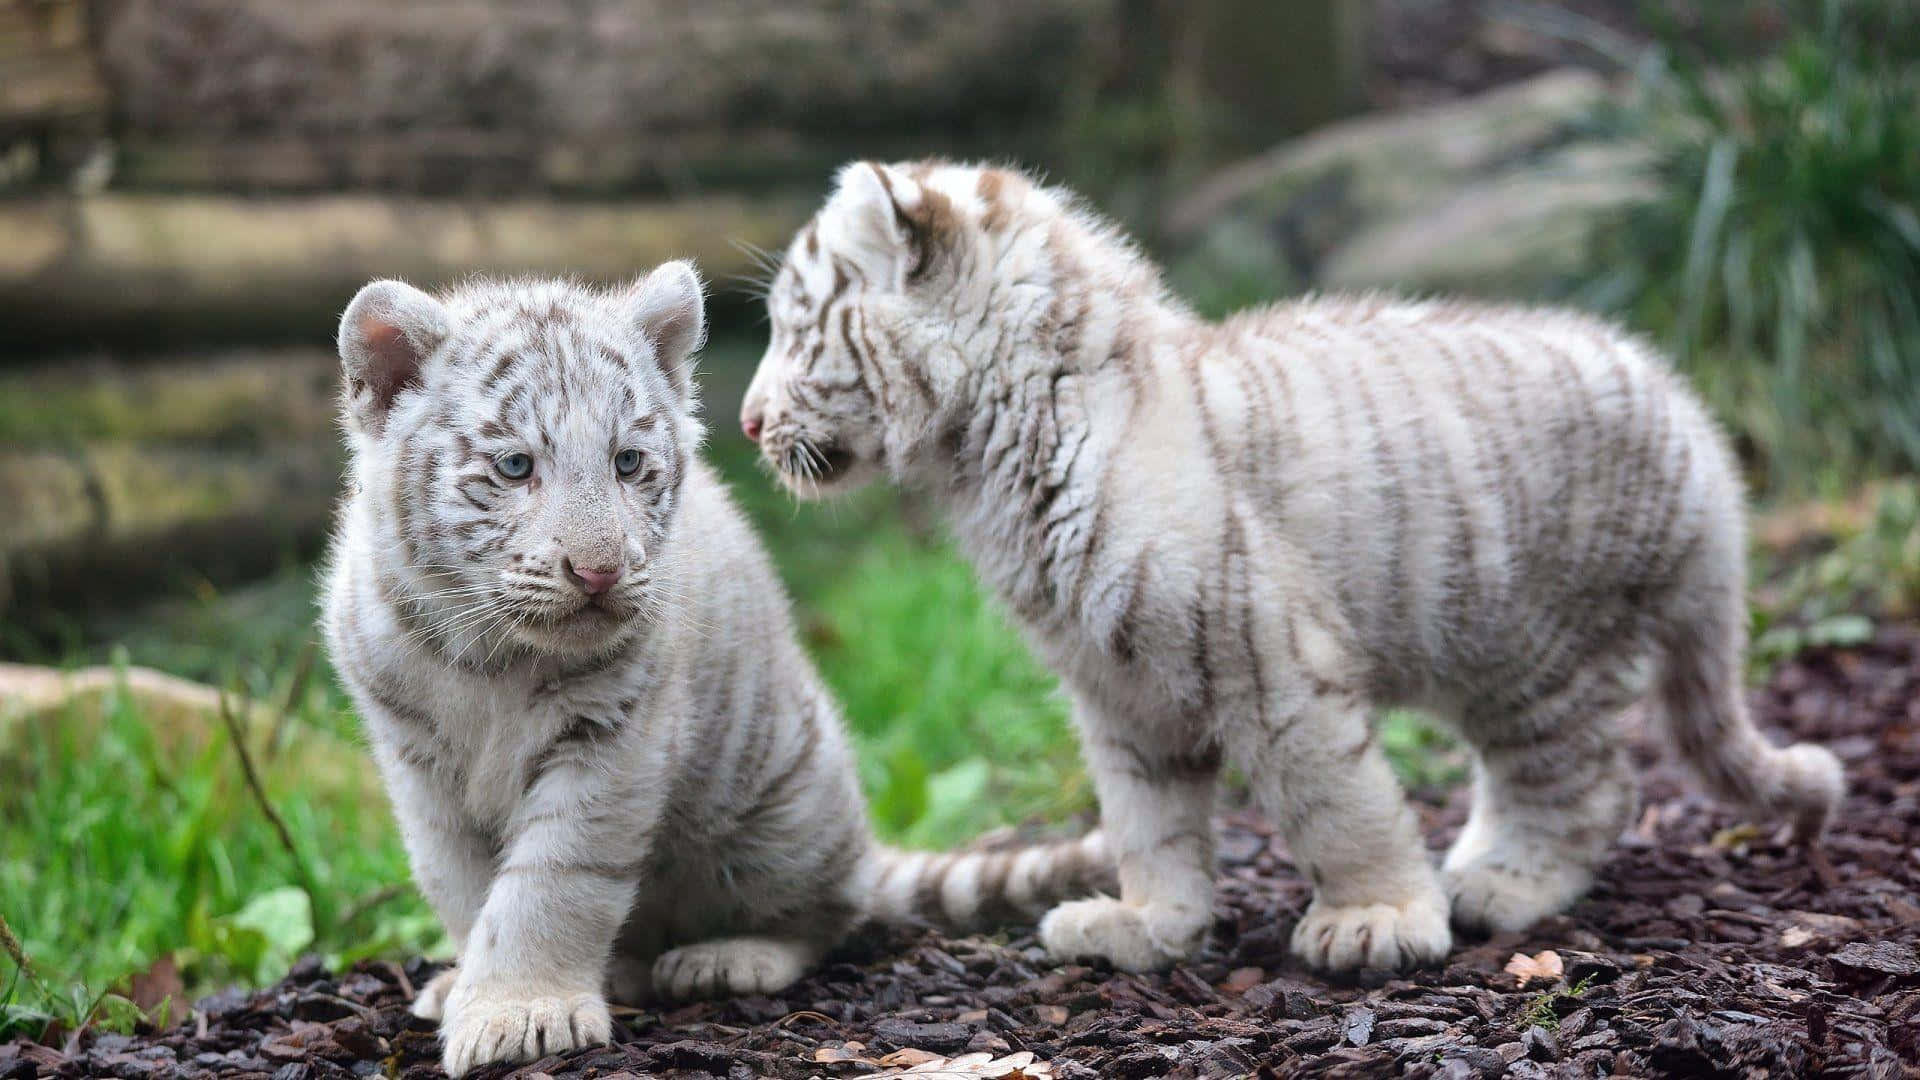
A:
<box><xmin>1172</xmin><ymin>297</ymin><xmax>1739</xmax><ymax>709</ymax></box>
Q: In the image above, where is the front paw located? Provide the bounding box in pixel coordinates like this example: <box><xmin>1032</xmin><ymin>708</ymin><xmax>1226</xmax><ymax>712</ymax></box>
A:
<box><xmin>1289</xmin><ymin>892</ymin><xmax>1452</xmax><ymax>973</ymax></box>
<box><xmin>440</xmin><ymin>984</ymin><xmax>611</xmax><ymax>1077</ymax></box>
<box><xmin>411</xmin><ymin>966</ymin><xmax>458</xmax><ymax>1021</ymax></box>
<box><xmin>1038</xmin><ymin>897</ymin><xmax>1204</xmax><ymax>972</ymax></box>
<box><xmin>652</xmin><ymin>938</ymin><xmax>810</xmax><ymax>1001</ymax></box>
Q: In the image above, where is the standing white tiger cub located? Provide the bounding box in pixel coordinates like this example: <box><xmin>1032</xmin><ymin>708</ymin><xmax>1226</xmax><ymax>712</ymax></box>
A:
<box><xmin>738</xmin><ymin>160</ymin><xmax>1846</xmax><ymax>975</ymax></box>
<box><xmin>321</xmin><ymin>265</ymin><xmax>1111</xmax><ymax>1076</ymax></box>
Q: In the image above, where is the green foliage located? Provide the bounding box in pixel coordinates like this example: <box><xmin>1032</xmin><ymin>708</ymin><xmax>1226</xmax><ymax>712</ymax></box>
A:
<box><xmin>1518</xmin><ymin>973</ymin><xmax>1598</xmax><ymax>1033</ymax></box>
<box><xmin>1379</xmin><ymin>710</ymin><xmax>1468</xmax><ymax>793</ymax></box>
<box><xmin>0</xmin><ymin>670</ymin><xmax>435</xmax><ymax>1031</ymax></box>
<box><xmin>1751</xmin><ymin>479</ymin><xmax>1920</xmax><ymax>668</ymax></box>
<box><xmin>794</xmin><ymin>526</ymin><xmax>1090</xmax><ymax>846</ymax></box>
<box><xmin>1585</xmin><ymin>0</ymin><xmax>1920</xmax><ymax>492</ymax></box>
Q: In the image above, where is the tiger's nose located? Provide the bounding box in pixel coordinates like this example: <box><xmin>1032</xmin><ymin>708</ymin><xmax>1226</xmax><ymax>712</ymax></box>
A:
<box><xmin>741</xmin><ymin>409</ymin><xmax>763</xmax><ymax>443</ymax></box>
<box><xmin>564</xmin><ymin>558</ymin><xmax>623</xmax><ymax>595</ymax></box>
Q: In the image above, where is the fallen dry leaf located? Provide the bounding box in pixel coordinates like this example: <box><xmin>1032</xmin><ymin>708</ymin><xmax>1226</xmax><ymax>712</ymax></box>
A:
<box><xmin>1032</xmin><ymin>1004</ymin><xmax>1069</xmax><ymax>1025</ymax></box>
<box><xmin>1223</xmin><ymin>966</ymin><xmax>1265</xmax><ymax>993</ymax></box>
<box><xmin>1756</xmin><ymin>977</ymin><xmax>1809</xmax><ymax>1003</ymax></box>
<box><xmin>1505</xmin><ymin>949</ymin><xmax>1564</xmax><ymax>987</ymax></box>
<box><xmin>875</xmin><ymin>1050</ymin><xmax>1053</xmax><ymax>1078</ymax></box>
<box><xmin>1780</xmin><ymin>926</ymin><xmax>1816</xmax><ymax>947</ymax></box>
<box><xmin>1787</xmin><ymin>910</ymin><xmax>1866</xmax><ymax>937</ymax></box>
<box><xmin>127</xmin><ymin>954</ymin><xmax>184</xmax><ymax>1020</ymax></box>
<box><xmin>1885</xmin><ymin>895</ymin><xmax>1920</xmax><ymax>924</ymax></box>
<box><xmin>1712</xmin><ymin>823</ymin><xmax>1763</xmax><ymax>851</ymax></box>
<box><xmin>812</xmin><ymin>1044</ymin><xmax>874</xmax><ymax>1065</ymax></box>
<box><xmin>880</xmin><ymin>1048</ymin><xmax>945</xmax><ymax>1067</ymax></box>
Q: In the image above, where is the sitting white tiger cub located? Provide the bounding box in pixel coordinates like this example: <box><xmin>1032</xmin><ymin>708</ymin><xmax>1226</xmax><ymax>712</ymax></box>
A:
<box><xmin>321</xmin><ymin>265</ymin><xmax>1112</xmax><ymax>1075</ymax></box>
<box><xmin>738</xmin><ymin>160</ymin><xmax>1845</xmax><ymax>974</ymax></box>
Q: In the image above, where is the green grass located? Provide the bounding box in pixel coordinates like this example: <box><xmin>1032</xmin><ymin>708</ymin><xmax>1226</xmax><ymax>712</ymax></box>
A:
<box><xmin>0</xmin><ymin>668</ymin><xmax>435</xmax><ymax>1039</ymax></box>
<box><xmin>1516</xmin><ymin>973</ymin><xmax>1598</xmax><ymax>1033</ymax></box>
<box><xmin>1750</xmin><ymin>479</ymin><xmax>1920</xmax><ymax>669</ymax></box>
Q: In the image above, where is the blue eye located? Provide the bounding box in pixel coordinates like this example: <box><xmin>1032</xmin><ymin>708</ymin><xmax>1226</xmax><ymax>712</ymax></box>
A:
<box><xmin>614</xmin><ymin>449</ymin><xmax>643</xmax><ymax>478</ymax></box>
<box><xmin>495</xmin><ymin>452</ymin><xmax>534</xmax><ymax>480</ymax></box>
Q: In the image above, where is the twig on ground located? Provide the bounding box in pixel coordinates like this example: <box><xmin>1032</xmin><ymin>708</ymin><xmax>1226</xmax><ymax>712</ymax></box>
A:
<box><xmin>218</xmin><ymin>690</ymin><xmax>322</xmax><ymax>924</ymax></box>
<box><xmin>268</xmin><ymin>640</ymin><xmax>319</xmax><ymax>762</ymax></box>
<box><xmin>337</xmin><ymin>884</ymin><xmax>411</xmax><ymax>930</ymax></box>
<box><xmin>1805</xmin><ymin>844</ymin><xmax>1843</xmax><ymax>892</ymax></box>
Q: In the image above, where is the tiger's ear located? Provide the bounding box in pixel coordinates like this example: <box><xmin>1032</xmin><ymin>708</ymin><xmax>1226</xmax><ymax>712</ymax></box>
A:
<box><xmin>825</xmin><ymin>161</ymin><xmax>951</xmax><ymax>283</ymax></box>
<box><xmin>337</xmin><ymin>280</ymin><xmax>450</xmax><ymax>434</ymax></box>
<box><xmin>622</xmin><ymin>259</ymin><xmax>707</xmax><ymax>405</ymax></box>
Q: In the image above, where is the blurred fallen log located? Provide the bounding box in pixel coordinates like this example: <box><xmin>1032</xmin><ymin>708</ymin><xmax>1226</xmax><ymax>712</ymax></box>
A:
<box><xmin>0</xmin><ymin>0</ymin><xmax>109</xmax><ymax>186</ymax></box>
<box><xmin>0</xmin><ymin>348</ymin><xmax>338</xmax><ymax>444</ymax></box>
<box><xmin>0</xmin><ymin>439</ymin><xmax>341</xmax><ymax>621</ymax></box>
<box><xmin>0</xmin><ymin>349</ymin><xmax>343</xmax><ymax>619</ymax></box>
<box><xmin>91</xmin><ymin>0</ymin><xmax>1101</xmax><ymax>194</ymax></box>
<box><xmin>0</xmin><ymin>192</ymin><xmax>812</xmax><ymax>349</ymax></box>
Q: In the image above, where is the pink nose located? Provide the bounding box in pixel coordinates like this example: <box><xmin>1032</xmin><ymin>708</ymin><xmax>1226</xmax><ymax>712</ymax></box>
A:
<box><xmin>741</xmin><ymin>411</ymin><xmax>762</xmax><ymax>442</ymax></box>
<box><xmin>565</xmin><ymin>559</ymin><xmax>623</xmax><ymax>595</ymax></box>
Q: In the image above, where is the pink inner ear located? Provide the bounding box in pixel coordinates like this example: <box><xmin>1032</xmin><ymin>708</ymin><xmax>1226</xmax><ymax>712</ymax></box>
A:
<box><xmin>359</xmin><ymin>317</ymin><xmax>420</xmax><ymax>398</ymax></box>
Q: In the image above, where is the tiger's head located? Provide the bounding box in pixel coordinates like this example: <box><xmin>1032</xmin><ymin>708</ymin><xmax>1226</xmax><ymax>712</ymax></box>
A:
<box><xmin>336</xmin><ymin>265</ymin><xmax>707</xmax><ymax>658</ymax></box>
<box><xmin>739</xmin><ymin>159</ymin><xmax>1058</xmax><ymax>497</ymax></box>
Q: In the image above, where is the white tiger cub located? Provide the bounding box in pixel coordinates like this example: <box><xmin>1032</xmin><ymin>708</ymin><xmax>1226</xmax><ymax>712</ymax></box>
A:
<box><xmin>321</xmin><ymin>265</ymin><xmax>1111</xmax><ymax>1076</ymax></box>
<box><xmin>737</xmin><ymin>161</ymin><xmax>1846</xmax><ymax>975</ymax></box>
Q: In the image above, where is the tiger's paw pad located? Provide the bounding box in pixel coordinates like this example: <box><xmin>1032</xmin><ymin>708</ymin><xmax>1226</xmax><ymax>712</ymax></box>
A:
<box><xmin>1289</xmin><ymin>894</ymin><xmax>1452</xmax><ymax>972</ymax></box>
<box><xmin>440</xmin><ymin>989</ymin><xmax>610</xmax><ymax>1077</ymax></box>
<box><xmin>652</xmin><ymin>939</ymin><xmax>810</xmax><ymax>1001</ymax></box>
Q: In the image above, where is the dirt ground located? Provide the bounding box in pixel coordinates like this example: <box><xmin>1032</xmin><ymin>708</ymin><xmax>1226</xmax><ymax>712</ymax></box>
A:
<box><xmin>5</xmin><ymin>624</ymin><xmax>1918</xmax><ymax>1079</ymax></box>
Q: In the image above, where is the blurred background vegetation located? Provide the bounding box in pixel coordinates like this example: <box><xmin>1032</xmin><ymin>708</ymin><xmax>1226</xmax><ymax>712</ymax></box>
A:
<box><xmin>2</xmin><ymin>0</ymin><xmax>1915</xmax><ymax>1037</ymax></box>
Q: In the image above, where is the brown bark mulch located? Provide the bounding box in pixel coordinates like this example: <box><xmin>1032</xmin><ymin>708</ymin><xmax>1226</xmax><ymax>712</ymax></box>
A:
<box><xmin>6</xmin><ymin>625</ymin><xmax>1918</xmax><ymax>1080</ymax></box>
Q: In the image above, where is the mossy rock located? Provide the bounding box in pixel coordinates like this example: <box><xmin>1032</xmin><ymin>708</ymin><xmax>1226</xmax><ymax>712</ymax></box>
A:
<box><xmin>1163</xmin><ymin>70</ymin><xmax>1642</xmax><ymax>305</ymax></box>
<box><xmin>0</xmin><ymin>661</ymin><xmax>379</xmax><ymax>806</ymax></box>
<box><xmin>0</xmin><ymin>192</ymin><xmax>815</xmax><ymax>348</ymax></box>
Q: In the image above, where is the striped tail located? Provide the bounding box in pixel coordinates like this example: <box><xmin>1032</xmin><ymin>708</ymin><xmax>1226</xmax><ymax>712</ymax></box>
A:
<box><xmin>1654</xmin><ymin>539</ymin><xmax>1845</xmax><ymax>844</ymax></box>
<box><xmin>859</xmin><ymin>830</ymin><xmax>1114</xmax><ymax>932</ymax></box>
<box><xmin>1657</xmin><ymin>628</ymin><xmax>1845</xmax><ymax>844</ymax></box>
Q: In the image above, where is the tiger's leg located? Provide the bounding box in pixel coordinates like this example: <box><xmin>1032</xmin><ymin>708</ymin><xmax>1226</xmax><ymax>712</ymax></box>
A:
<box><xmin>1444</xmin><ymin>668</ymin><xmax>1641</xmax><ymax>932</ymax></box>
<box><xmin>1229</xmin><ymin>678</ymin><xmax>1453</xmax><ymax>972</ymax></box>
<box><xmin>1038</xmin><ymin>708</ymin><xmax>1218</xmax><ymax>972</ymax></box>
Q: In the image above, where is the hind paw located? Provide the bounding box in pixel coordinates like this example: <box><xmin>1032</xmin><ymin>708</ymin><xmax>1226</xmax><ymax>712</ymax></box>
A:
<box><xmin>1443</xmin><ymin>857</ymin><xmax>1592</xmax><ymax>933</ymax></box>
<box><xmin>652</xmin><ymin>938</ymin><xmax>812</xmax><ymax>1001</ymax></box>
<box><xmin>410</xmin><ymin>966</ymin><xmax>457</xmax><ymax>1021</ymax></box>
